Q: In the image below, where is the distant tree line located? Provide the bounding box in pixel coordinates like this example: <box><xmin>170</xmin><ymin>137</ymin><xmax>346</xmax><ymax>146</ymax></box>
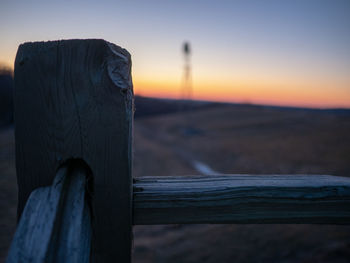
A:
<box><xmin>0</xmin><ymin>66</ymin><xmax>13</xmax><ymax>127</ymax></box>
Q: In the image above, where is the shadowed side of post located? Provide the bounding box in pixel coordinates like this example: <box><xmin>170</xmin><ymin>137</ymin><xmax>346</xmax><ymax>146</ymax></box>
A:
<box><xmin>14</xmin><ymin>39</ymin><xmax>134</xmax><ymax>262</ymax></box>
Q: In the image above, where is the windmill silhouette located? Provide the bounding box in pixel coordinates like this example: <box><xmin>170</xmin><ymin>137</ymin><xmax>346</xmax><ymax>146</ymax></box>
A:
<box><xmin>179</xmin><ymin>41</ymin><xmax>200</xmax><ymax>136</ymax></box>
<box><xmin>181</xmin><ymin>41</ymin><xmax>192</xmax><ymax>102</ymax></box>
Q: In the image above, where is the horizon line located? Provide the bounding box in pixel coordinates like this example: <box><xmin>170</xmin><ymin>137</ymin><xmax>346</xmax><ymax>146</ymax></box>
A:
<box><xmin>134</xmin><ymin>94</ymin><xmax>350</xmax><ymax>111</ymax></box>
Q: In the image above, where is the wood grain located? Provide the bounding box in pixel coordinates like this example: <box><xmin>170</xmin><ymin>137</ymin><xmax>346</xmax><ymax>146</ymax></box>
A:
<box><xmin>6</xmin><ymin>164</ymin><xmax>91</xmax><ymax>263</ymax></box>
<box><xmin>133</xmin><ymin>174</ymin><xmax>350</xmax><ymax>225</ymax></box>
<box><xmin>14</xmin><ymin>39</ymin><xmax>134</xmax><ymax>262</ymax></box>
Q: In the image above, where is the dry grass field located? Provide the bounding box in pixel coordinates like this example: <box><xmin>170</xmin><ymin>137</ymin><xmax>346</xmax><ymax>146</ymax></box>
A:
<box><xmin>1</xmin><ymin>102</ymin><xmax>350</xmax><ymax>262</ymax></box>
<box><xmin>133</xmin><ymin>104</ymin><xmax>350</xmax><ymax>263</ymax></box>
<box><xmin>134</xmin><ymin>104</ymin><xmax>350</xmax><ymax>177</ymax></box>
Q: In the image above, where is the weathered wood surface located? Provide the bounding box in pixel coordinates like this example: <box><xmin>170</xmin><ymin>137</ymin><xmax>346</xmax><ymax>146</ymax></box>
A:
<box><xmin>133</xmin><ymin>174</ymin><xmax>350</xmax><ymax>225</ymax></box>
<box><xmin>14</xmin><ymin>39</ymin><xmax>134</xmax><ymax>262</ymax></box>
<box><xmin>6</xmin><ymin>164</ymin><xmax>91</xmax><ymax>263</ymax></box>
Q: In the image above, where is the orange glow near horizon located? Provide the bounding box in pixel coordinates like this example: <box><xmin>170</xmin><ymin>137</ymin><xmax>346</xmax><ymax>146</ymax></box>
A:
<box><xmin>1</xmin><ymin>55</ymin><xmax>349</xmax><ymax>109</ymax></box>
<box><xmin>134</xmin><ymin>77</ymin><xmax>350</xmax><ymax>109</ymax></box>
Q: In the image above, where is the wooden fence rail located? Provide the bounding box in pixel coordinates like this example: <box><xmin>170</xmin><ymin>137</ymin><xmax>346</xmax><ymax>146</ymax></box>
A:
<box><xmin>7</xmin><ymin>163</ymin><xmax>91</xmax><ymax>263</ymax></box>
<box><xmin>7</xmin><ymin>171</ymin><xmax>350</xmax><ymax>262</ymax></box>
<box><xmin>133</xmin><ymin>175</ymin><xmax>350</xmax><ymax>225</ymax></box>
<box><xmin>7</xmin><ymin>39</ymin><xmax>350</xmax><ymax>263</ymax></box>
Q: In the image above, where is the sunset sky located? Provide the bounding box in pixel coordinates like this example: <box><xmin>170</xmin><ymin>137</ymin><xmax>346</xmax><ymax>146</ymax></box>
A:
<box><xmin>1</xmin><ymin>0</ymin><xmax>349</xmax><ymax>108</ymax></box>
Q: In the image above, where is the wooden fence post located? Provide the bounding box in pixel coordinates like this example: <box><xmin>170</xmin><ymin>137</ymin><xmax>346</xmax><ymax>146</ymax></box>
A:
<box><xmin>14</xmin><ymin>39</ymin><xmax>134</xmax><ymax>262</ymax></box>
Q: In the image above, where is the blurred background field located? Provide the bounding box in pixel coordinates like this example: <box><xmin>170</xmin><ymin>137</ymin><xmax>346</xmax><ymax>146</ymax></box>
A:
<box><xmin>1</xmin><ymin>95</ymin><xmax>350</xmax><ymax>262</ymax></box>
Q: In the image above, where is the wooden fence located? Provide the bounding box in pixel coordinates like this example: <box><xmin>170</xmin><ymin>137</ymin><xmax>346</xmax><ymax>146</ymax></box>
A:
<box><xmin>6</xmin><ymin>39</ymin><xmax>350</xmax><ymax>263</ymax></box>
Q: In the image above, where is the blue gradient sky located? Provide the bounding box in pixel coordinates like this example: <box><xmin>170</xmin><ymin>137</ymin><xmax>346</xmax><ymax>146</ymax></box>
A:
<box><xmin>1</xmin><ymin>0</ymin><xmax>349</xmax><ymax>108</ymax></box>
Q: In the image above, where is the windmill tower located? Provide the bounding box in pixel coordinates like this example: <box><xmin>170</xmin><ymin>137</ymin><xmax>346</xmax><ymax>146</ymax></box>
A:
<box><xmin>181</xmin><ymin>41</ymin><xmax>192</xmax><ymax>102</ymax></box>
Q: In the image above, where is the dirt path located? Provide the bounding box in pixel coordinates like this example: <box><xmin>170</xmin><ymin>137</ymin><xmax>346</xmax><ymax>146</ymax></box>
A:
<box><xmin>135</xmin><ymin>122</ymin><xmax>220</xmax><ymax>175</ymax></box>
